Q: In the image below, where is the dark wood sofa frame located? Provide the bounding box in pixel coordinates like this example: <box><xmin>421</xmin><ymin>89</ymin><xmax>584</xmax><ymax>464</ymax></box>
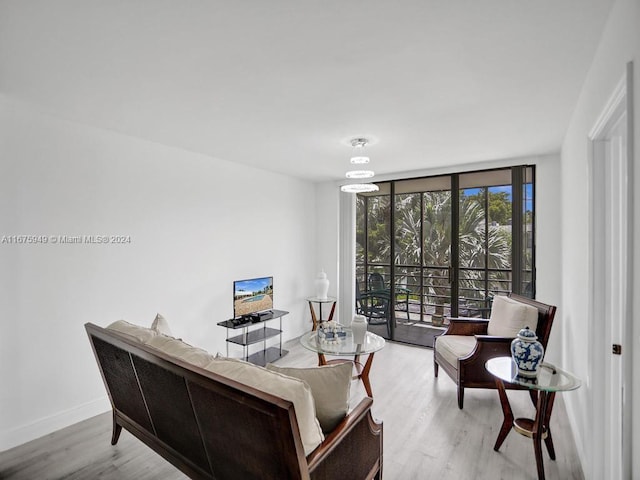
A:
<box><xmin>433</xmin><ymin>293</ymin><xmax>556</xmax><ymax>409</ymax></box>
<box><xmin>86</xmin><ymin>323</ymin><xmax>383</xmax><ymax>480</ymax></box>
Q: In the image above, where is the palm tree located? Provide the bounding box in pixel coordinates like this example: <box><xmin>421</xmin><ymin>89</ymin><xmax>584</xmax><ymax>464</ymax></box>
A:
<box><xmin>358</xmin><ymin>186</ymin><xmax>514</xmax><ymax>320</ymax></box>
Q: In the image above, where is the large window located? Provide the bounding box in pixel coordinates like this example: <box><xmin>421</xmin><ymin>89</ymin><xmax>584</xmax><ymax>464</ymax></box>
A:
<box><xmin>356</xmin><ymin>166</ymin><xmax>535</xmax><ymax>346</ymax></box>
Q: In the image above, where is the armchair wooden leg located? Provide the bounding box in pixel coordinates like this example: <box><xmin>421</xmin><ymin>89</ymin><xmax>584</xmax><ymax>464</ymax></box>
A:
<box><xmin>457</xmin><ymin>385</ymin><xmax>464</xmax><ymax>409</ymax></box>
<box><xmin>434</xmin><ymin>359</ymin><xmax>439</xmax><ymax>377</ymax></box>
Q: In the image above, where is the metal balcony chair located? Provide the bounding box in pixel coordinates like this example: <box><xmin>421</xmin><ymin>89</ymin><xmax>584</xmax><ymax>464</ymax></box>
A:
<box><xmin>367</xmin><ymin>273</ymin><xmax>411</xmax><ymax>321</ymax></box>
<box><xmin>368</xmin><ymin>273</ymin><xmax>386</xmax><ymax>292</ymax></box>
<box><xmin>355</xmin><ymin>280</ymin><xmax>392</xmax><ymax>337</ymax></box>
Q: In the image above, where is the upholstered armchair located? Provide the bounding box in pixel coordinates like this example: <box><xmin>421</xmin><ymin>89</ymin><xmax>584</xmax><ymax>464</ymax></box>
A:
<box><xmin>434</xmin><ymin>293</ymin><xmax>556</xmax><ymax>409</ymax></box>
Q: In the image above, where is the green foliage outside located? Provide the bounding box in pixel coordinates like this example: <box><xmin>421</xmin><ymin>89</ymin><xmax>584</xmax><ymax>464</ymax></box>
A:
<box><xmin>465</xmin><ymin>190</ymin><xmax>511</xmax><ymax>225</ymax></box>
<box><xmin>356</xmin><ymin>187</ymin><xmax>526</xmax><ymax>312</ymax></box>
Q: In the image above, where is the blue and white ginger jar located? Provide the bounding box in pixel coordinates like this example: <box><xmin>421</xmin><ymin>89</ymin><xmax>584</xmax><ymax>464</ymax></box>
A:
<box><xmin>510</xmin><ymin>326</ymin><xmax>544</xmax><ymax>378</ymax></box>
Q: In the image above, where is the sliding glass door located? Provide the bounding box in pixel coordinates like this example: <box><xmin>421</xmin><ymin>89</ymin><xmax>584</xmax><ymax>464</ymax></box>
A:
<box><xmin>355</xmin><ymin>166</ymin><xmax>535</xmax><ymax>346</ymax></box>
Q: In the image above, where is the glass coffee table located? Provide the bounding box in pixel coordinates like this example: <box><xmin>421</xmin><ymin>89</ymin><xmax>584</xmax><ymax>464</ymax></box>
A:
<box><xmin>485</xmin><ymin>357</ymin><xmax>581</xmax><ymax>480</ymax></box>
<box><xmin>300</xmin><ymin>330</ymin><xmax>385</xmax><ymax>397</ymax></box>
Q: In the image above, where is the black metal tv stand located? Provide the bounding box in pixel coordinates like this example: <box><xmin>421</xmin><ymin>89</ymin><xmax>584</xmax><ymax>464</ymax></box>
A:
<box><xmin>217</xmin><ymin>309</ymin><xmax>289</xmax><ymax>366</ymax></box>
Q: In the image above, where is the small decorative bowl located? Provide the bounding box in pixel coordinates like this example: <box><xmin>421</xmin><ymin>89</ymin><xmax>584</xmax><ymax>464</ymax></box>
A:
<box><xmin>318</xmin><ymin>321</ymin><xmax>347</xmax><ymax>343</ymax></box>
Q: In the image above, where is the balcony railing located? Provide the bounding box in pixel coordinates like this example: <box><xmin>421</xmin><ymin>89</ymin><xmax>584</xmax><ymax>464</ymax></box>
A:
<box><xmin>357</xmin><ymin>264</ymin><xmax>529</xmax><ymax>324</ymax></box>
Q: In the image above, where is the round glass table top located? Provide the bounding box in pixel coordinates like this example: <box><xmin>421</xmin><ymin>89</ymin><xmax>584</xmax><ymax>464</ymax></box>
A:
<box><xmin>306</xmin><ymin>296</ymin><xmax>337</xmax><ymax>303</ymax></box>
<box><xmin>486</xmin><ymin>357</ymin><xmax>581</xmax><ymax>392</ymax></box>
<box><xmin>300</xmin><ymin>329</ymin><xmax>385</xmax><ymax>356</ymax></box>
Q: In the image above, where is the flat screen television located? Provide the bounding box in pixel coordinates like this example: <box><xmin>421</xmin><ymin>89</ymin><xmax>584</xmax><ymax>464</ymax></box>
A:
<box><xmin>233</xmin><ymin>276</ymin><xmax>273</xmax><ymax>318</ymax></box>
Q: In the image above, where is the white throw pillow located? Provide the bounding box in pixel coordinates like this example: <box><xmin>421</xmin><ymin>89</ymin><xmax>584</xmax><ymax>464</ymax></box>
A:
<box><xmin>151</xmin><ymin>313</ymin><xmax>173</xmax><ymax>337</ymax></box>
<box><xmin>266</xmin><ymin>362</ymin><xmax>352</xmax><ymax>433</ymax></box>
<box><xmin>204</xmin><ymin>356</ymin><xmax>324</xmax><ymax>456</ymax></box>
<box><xmin>487</xmin><ymin>295</ymin><xmax>539</xmax><ymax>337</ymax></box>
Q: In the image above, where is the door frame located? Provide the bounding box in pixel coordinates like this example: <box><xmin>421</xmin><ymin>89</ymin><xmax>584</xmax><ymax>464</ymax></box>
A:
<box><xmin>587</xmin><ymin>61</ymin><xmax>633</xmax><ymax>480</ymax></box>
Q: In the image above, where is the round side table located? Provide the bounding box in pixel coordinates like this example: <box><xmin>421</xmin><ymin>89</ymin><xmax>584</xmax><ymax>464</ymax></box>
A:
<box><xmin>306</xmin><ymin>296</ymin><xmax>337</xmax><ymax>330</ymax></box>
<box><xmin>485</xmin><ymin>357</ymin><xmax>581</xmax><ymax>480</ymax></box>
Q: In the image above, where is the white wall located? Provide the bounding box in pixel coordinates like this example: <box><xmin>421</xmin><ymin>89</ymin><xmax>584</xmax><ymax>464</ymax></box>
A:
<box><xmin>560</xmin><ymin>0</ymin><xmax>639</xmax><ymax>477</ymax></box>
<box><xmin>0</xmin><ymin>98</ymin><xmax>317</xmax><ymax>451</ymax></box>
<box><xmin>313</xmin><ymin>182</ymin><xmax>339</xmax><ymax>310</ymax></box>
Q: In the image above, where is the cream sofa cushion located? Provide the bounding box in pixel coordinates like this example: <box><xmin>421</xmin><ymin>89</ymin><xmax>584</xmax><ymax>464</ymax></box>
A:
<box><xmin>205</xmin><ymin>357</ymin><xmax>324</xmax><ymax>456</ymax></box>
<box><xmin>107</xmin><ymin>320</ymin><xmax>158</xmax><ymax>344</ymax></box>
<box><xmin>267</xmin><ymin>362</ymin><xmax>352</xmax><ymax>433</ymax></box>
<box><xmin>145</xmin><ymin>335</ymin><xmax>215</xmax><ymax>368</ymax></box>
<box><xmin>434</xmin><ymin>335</ymin><xmax>477</xmax><ymax>367</ymax></box>
<box><xmin>107</xmin><ymin>320</ymin><xmax>215</xmax><ymax>368</ymax></box>
<box><xmin>487</xmin><ymin>295</ymin><xmax>539</xmax><ymax>337</ymax></box>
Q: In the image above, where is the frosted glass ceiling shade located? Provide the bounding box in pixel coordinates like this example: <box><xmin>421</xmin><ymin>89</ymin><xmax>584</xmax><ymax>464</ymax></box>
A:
<box><xmin>350</xmin><ymin>156</ymin><xmax>370</xmax><ymax>164</ymax></box>
<box><xmin>340</xmin><ymin>183</ymin><xmax>379</xmax><ymax>193</ymax></box>
<box><xmin>345</xmin><ymin>170</ymin><xmax>375</xmax><ymax>179</ymax></box>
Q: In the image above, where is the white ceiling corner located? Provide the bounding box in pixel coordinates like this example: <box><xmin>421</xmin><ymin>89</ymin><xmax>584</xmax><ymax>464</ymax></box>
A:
<box><xmin>0</xmin><ymin>0</ymin><xmax>615</xmax><ymax>181</ymax></box>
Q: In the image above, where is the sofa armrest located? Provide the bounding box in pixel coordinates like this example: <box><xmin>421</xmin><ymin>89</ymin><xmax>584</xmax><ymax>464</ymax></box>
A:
<box><xmin>474</xmin><ymin>334</ymin><xmax>514</xmax><ymax>343</ymax></box>
<box><xmin>307</xmin><ymin>397</ymin><xmax>382</xmax><ymax>480</ymax></box>
<box><xmin>443</xmin><ymin>318</ymin><xmax>489</xmax><ymax>336</ymax></box>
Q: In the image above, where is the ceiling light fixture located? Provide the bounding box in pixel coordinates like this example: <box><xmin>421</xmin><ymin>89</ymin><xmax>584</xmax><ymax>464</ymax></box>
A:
<box><xmin>345</xmin><ymin>170</ymin><xmax>375</xmax><ymax>179</ymax></box>
<box><xmin>340</xmin><ymin>183</ymin><xmax>380</xmax><ymax>193</ymax></box>
<box><xmin>349</xmin><ymin>138</ymin><xmax>370</xmax><ymax>164</ymax></box>
<box><xmin>350</xmin><ymin>156</ymin><xmax>370</xmax><ymax>164</ymax></box>
<box><xmin>341</xmin><ymin>137</ymin><xmax>379</xmax><ymax>193</ymax></box>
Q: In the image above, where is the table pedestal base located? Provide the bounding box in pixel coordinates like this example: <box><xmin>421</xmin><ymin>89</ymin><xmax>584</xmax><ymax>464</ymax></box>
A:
<box><xmin>317</xmin><ymin>353</ymin><xmax>375</xmax><ymax>398</ymax></box>
<box><xmin>493</xmin><ymin>378</ymin><xmax>556</xmax><ymax>480</ymax></box>
<box><xmin>308</xmin><ymin>299</ymin><xmax>337</xmax><ymax>331</ymax></box>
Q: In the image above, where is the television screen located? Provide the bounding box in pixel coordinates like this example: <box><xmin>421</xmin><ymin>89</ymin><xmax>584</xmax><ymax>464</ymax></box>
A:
<box><xmin>233</xmin><ymin>276</ymin><xmax>273</xmax><ymax>318</ymax></box>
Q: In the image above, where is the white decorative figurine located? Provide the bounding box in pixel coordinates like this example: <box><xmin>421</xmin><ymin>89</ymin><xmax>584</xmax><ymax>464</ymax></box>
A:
<box><xmin>315</xmin><ymin>269</ymin><xmax>330</xmax><ymax>300</ymax></box>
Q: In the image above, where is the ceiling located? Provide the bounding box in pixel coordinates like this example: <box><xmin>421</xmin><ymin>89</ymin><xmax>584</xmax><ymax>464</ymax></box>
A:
<box><xmin>0</xmin><ymin>1</ymin><xmax>614</xmax><ymax>182</ymax></box>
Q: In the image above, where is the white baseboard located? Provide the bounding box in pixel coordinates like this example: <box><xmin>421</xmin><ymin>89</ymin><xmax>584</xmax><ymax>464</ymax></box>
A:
<box><xmin>0</xmin><ymin>396</ymin><xmax>111</xmax><ymax>452</ymax></box>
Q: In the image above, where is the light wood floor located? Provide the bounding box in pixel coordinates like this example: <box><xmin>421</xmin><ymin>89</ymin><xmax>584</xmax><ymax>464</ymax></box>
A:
<box><xmin>0</xmin><ymin>340</ymin><xmax>584</xmax><ymax>480</ymax></box>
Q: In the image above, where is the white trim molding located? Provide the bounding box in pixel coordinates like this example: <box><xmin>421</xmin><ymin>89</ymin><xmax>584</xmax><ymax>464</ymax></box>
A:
<box><xmin>586</xmin><ymin>61</ymin><xmax>634</xmax><ymax>480</ymax></box>
<box><xmin>338</xmin><ymin>191</ymin><xmax>356</xmax><ymax>326</ymax></box>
